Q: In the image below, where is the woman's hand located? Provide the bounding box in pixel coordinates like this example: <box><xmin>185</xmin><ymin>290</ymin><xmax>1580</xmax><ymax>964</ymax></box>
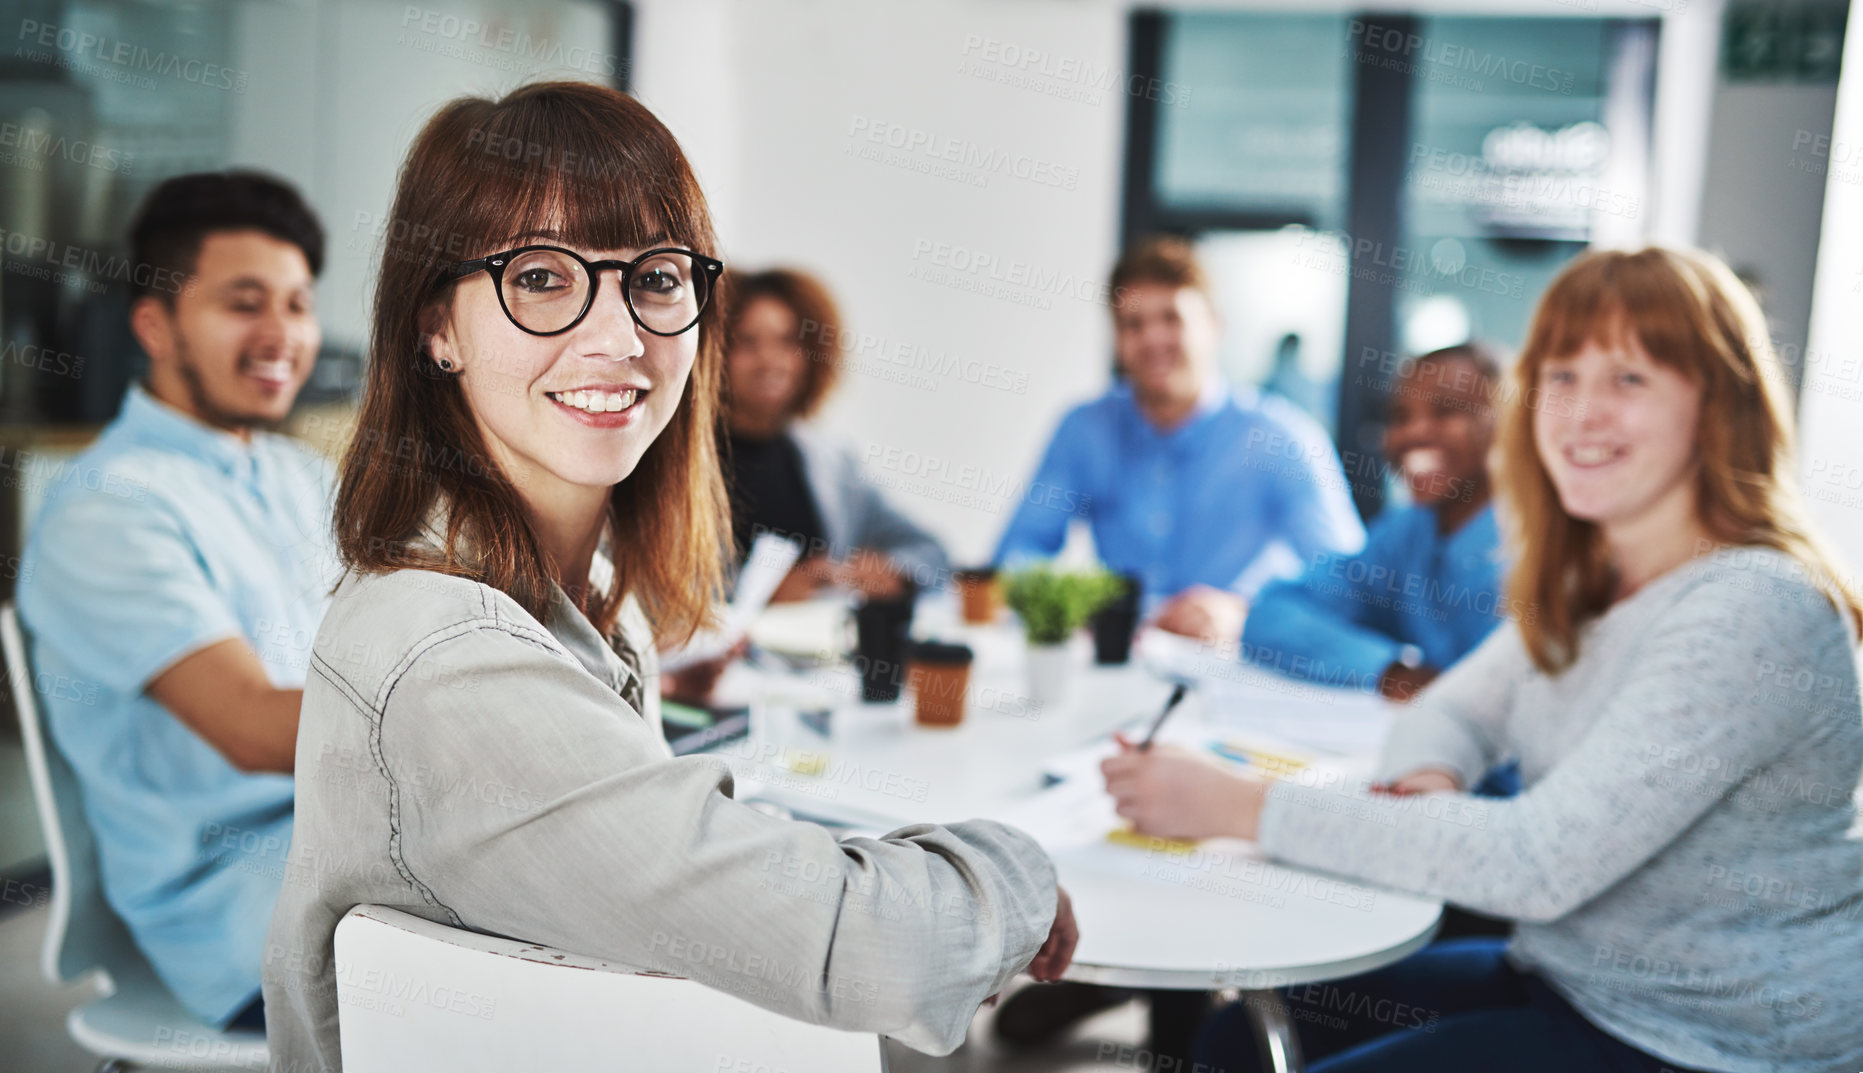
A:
<box><xmin>663</xmin><ymin>657</ymin><xmax>730</xmax><ymax>705</ymax></box>
<box><xmin>1026</xmin><ymin>885</ymin><xmax>1078</xmax><ymax>982</ymax></box>
<box><xmin>660</xmin><ymin>640</ymin><xmax>750</xmax><ymax>705</ymax></box>
<box><xmin>770</xmin><ymin>557</ymin><xmax>835</xmax><ymax>603</ymax></box>
<box><xmin>832</xmin><ymin>549</ymin><xmax>908</xmax><ymax>600</ymax></box>
<box><xmin>1100</xmin><ymin>739</ymin><xmax>1271</xmax><ymax>841</ymax></box>
<box><xmin>1373</xmin><ymin>768</ymin><xmax>1462</xmax><ymax>795</ymax></box>
<box><xmin>771</xmin><ymin>552</ymin><xmax>907</xmax><ymax>603</ymax></box>
<box><xmin>1377</xmin><ymin>662</ymin><xmax>1441</xmax><ymax>703</ymax></box>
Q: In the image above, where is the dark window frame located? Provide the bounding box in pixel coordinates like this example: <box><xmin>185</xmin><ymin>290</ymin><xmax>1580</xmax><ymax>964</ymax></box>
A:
<box><xmin>1120</xmin><ymin>9</ymin><xmax>1659</xmax><ymax>522</ymax></box>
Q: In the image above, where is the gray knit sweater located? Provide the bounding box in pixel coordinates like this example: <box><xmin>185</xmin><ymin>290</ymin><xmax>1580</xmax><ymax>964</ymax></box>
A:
<box><xmin>1260</xmin><ymin>546</ymin><xmax>1863</xmax><ymax>1073</ymax></box>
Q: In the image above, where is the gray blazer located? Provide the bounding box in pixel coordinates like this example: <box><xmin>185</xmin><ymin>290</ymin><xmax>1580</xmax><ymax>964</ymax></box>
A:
<box><xmin>790</xmin><ymin>422</ymin><xmax>950</xmax><ymax>584</ymax></box>
<box><xmin>261</xmin><ymin>553</ymin><xmax>1057</xmax><ymax>1071</ymax></box>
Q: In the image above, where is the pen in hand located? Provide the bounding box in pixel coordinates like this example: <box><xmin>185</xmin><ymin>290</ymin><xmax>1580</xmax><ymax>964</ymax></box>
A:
<box><xmin>1134</xmin><ymin>682</ymin><xmax>1189</xmax><ymax>753</ymax></box>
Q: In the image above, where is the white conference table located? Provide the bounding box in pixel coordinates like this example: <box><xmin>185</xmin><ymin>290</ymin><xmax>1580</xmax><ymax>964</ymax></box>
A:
<box><xmin>708</xmin><ymin>596</ymin><xmax>1443</xmax><ymax>1072</ymax></box>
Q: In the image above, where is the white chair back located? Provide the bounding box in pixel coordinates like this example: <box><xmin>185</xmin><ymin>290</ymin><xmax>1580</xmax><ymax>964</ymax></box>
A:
<box><xmin>3</xmin><ymin>601</ymin><xmax>267</xmax><ymax>1069</ymax></box>
<box><xmin>2</xmin><ymin>601</ymin><xmax>139</xmax><ymax>986</ymax></box>
<box><xmin>335</xmin><ymin>905</ymin><xmax>886</xmax><ymax>1072</ymax></box>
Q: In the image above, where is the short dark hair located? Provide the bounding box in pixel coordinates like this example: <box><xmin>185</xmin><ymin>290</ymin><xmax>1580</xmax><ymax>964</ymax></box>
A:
<box><xmin>1404</xmin><ymin>341</ymin><xmax>1504</xmax><ymax>386</ymax></box>
<box><xmin>128</xmin><ymin>170</ymin><xmax>325</xmax><ymax>304</ymax></box>
<box><xmin>1386</xmin><ymin>342</ymin><xmax>1506</xmax><ymax>418</ymax></box>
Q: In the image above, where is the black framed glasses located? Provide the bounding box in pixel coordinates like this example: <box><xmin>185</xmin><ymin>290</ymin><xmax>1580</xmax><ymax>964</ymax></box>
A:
<box><xmin>441</xmin><ymin>245</ymin><xmax>724</xmax><ymax>337</ymax></box>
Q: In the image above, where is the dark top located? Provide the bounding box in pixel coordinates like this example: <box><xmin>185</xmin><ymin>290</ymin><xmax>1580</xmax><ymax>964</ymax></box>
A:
<box><xmin>724</xmin><ymin>429</ymin><xmax>827</xmax><ymax>561</ymax></box>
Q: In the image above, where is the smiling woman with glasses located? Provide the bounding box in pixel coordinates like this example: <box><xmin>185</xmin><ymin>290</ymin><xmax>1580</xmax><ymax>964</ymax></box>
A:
<box><xmin>259</xmin><ymin>80</ymin><xmax>1076</xmax><ymax>1071</ymax></box>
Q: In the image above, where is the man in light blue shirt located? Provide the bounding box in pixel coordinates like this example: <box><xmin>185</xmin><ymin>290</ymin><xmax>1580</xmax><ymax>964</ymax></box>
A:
<box><xmin>17</xmin><ymin>171</ymin><xmax>331</xmax><ymax>1030</ymax></box>
<box><xmin>994</xmin><ymin>237</ymin><xmax>1364</xmax><ymax>646</ymax></box>
<box><xmin>1243</xmin><ymin>344</ymin><xmax>1507</xmax><ymax>700</ymax></box>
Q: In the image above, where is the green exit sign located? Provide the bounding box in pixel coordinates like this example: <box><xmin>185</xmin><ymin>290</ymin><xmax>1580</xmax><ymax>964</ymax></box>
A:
<box><xmin>1723</xmin><ymin>0</ymin><xmax>1848</xmax><ymax>83</ymax></box>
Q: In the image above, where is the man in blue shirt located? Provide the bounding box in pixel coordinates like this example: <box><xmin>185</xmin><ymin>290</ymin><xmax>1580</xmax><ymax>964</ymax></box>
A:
<box><xmin>17</xmin><ymin>172</ymin><xmax>331</xmax><ymax>1030</ymax></box>
<box><xmin>993</xmin><ymin>237</ymin><xmax>1364</xmax><ymax>647</ymax></box>
<box><xmin>1241</xmin><ymin>343</ymin><xmax>1507</xmax><ymax>701</ymax></box>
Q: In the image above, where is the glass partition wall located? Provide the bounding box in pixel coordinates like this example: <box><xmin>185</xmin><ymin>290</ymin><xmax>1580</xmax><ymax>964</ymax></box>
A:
<box><xmin>1124</xmin><ymin>9</ymin><xmax>1659</xmax><ymax>517</ymax></box>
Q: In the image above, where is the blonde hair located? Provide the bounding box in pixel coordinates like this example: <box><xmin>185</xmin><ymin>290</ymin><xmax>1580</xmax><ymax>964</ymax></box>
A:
<box><xmin>1497</xmin><ymin>245</ymin><xmax>1862</xmax><ymax>673</ymax></box>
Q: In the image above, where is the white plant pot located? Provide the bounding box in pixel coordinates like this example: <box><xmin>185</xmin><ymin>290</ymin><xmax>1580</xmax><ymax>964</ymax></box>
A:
<box><xmin>1025</xmin><ymin>641</ymin><xmax>1075</xmax><ymax>709</ymax></box>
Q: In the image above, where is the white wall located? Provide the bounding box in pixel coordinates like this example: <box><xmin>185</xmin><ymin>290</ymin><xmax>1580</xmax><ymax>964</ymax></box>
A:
<box><xmin>1696</xmin><ymin>81</ymin><xmax>1840</xmax><ymax>383</ymax></box>
<box><xmin>634</xmin><ymin>0</ymin><xmax>1127</xmax><ymax>565</ymax></box>
<box><xmin>1797</xmin><ymin>0</ymin><xmax>1863</xmax><ymax>579</ymax></box>
<box><xmin>230</xmin><ymin>0</ymin><xmax>619</xmax><ymax>354</ymax></box>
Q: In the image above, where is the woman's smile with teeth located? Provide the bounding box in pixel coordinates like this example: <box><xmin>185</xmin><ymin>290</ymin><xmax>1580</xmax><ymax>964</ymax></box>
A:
<box><xmin>549</xmin><ymin>388</ymin><xmax>640</xmax><ymax>413</ymax></box>
<box><xmin>1566</xmin><ymin>444</ymin><xmax>1622</xmax><ymax>466</ymax></box>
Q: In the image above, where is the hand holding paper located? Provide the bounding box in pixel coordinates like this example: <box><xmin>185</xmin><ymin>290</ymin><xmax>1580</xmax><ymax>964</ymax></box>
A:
<box><xmin>660</xmin><ymin>534</ymin><xmax>802</xmax><ymax>672</ymax></box>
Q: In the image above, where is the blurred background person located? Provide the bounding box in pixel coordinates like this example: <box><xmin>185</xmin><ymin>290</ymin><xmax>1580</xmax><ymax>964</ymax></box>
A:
<box><xmin>1262</xmin><ymin>331</ymin><xmax>1332</xmax><ymax>429</ymax></box>
<box><xmin>1241</xmin><ymin>342</ymin><xmax>1505</xmax><ymax>703</ymax></box>
<box><xmin>15</xmin><ymin>171</ymin><xmax>331</xmax><ymax>1032</ymax></box>
<box><xmin>993</xmin><ymin>236</ymin><xmax>1365</xmax><ymax>648</ymax></box>
<box><xmin>986</xmin><ymin>236</ymin><xmax>1363</xmax><ymax>1061</ymax></box>
<box><xmin>722</xmin><ymin>268</ymin><xmax>949</xmax><ymax>603</ymax></box>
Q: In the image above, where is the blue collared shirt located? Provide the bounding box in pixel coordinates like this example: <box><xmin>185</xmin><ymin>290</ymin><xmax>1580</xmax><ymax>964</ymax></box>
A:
<box><xmin>992</xmin><ymin>379</ymin><xmax>1365</xmax><ymax>606</ymax></box>
<box><xmin>1240</xmin><ymin>502</ymin><xmax>1505</xmax><ymax>690</ymax></box>
<box><xmin>17</xmin><ymin>384</ymin><xmax>336</xmax><ymax>1026</ymax></box>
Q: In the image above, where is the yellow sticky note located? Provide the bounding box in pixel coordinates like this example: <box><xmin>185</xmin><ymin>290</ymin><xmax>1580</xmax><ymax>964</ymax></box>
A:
<box><xmin>778</xmin><ymin>749</ymin><xmax>829</xmax><ymax>777</ymax></box>
<box><xmin>1105</xmin><ymin>826</ymin><xmax>1198</xmax><ymax>854</ymax></box>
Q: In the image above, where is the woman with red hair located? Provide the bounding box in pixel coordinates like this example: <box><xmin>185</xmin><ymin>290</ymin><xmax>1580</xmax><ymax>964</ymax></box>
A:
<box><xmin>1107</xmin><ymin>246</ymin><xmax>1863</xmax><ymax>1073</ymax></box>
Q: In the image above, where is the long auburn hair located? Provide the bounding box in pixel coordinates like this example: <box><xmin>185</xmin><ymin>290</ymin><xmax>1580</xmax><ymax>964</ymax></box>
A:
<box><xmin>1498</xmin><ymin>245</ymin><xmax>1862</xmax><ymax>673</ymax></box>
<box><xmin>335</xmin><ymin>81</ymin><xmax>729</xmax><ymax>644</ymax></box>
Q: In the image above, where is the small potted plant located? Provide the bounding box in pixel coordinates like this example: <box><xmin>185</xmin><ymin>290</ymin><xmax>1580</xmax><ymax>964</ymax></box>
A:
<box><xmin>1003</xmin><ymin>565</ymin><xmax>1123</xmax><ymax>706</ymax></box>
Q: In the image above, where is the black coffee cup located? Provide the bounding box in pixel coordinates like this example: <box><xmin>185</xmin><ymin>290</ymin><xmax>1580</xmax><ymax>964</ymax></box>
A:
<box><xmin>852</xmin><ymin>587</ymin><xmax>917</xmax><ymax>702</ymax></box>
<box><xmin>1089</xmin><ymin>573</ymin><xmax>1142</xmax><ymax>665</ymax></box>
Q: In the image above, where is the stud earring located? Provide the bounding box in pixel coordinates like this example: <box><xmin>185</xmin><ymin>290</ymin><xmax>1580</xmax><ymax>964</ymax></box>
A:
<box><xmin>437</xmin><ymin>357</ymin><xmax>455</xmax><ymax>372</ymax></box>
